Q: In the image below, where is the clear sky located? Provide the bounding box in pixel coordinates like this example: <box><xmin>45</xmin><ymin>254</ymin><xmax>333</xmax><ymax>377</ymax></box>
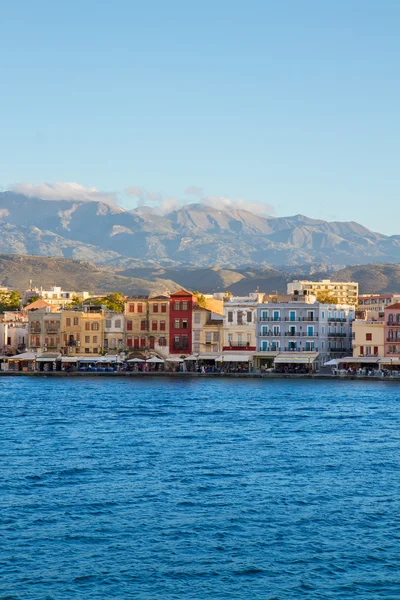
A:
<box><xmin>1</xmin><ymin>0</ymin><xmax>399</xmax><ymax>233</ymax></box>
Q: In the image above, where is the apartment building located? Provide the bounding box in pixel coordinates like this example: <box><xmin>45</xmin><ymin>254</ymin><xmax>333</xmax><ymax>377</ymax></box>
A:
<box><xmin>125</xmin><ymin>295</ymin><xmax>170</xmax><ymax>353</ymax></box>
<box><xmin>192</xmin><ymin>305</ymin><xmax>223</xmax><ymax>356</ymax></box>
<box><xmin>23</xmin><ymin>284</ymin><xmax>92</xmax><ymax>307</ymax></box>
<box><xmin>223</xmin><ymin>294</ymin><xmax>263</xmax><ymax>351</ymax></box>
<box><xmin>384</xmin><ymin>303</ymin><xmax>400</xmax><ymax>357</ymax></box>
<box><xmin>169</xmin><ymin>290</ymin><xmax>196</xmax><ymax>354</ymax></box>
<box><xmin>104</xmin><ymin>312</ymin><xmax>125</xmax><ymax>352</ymax></box>
<box><xmin>352</xmin><ymin>319</ymin><xmax>384</xmax><ymax>358</ymax></box>
<box><xmin>0</xmin><ymin>320</ymin><xmax>27</xmax><ymax>354</ymax></box>
<box><xmin>61</xmin><ymin>306</ymin><xmax>105</xmax><ymax>356</ymax></box>
<box><xmin>358</xmin><ymin>294</ymin><xmax>400</xmax><ymax>319</ymax></box>
<box><xmin>255</xmin><ymin>299</ymin><xmax>355</xmax><ymax>367</ymax></box>
<box><xmin>28</xmin><ymin>308</ymin><xmax>62</xmax><ymax>353</ymax></box>
<box><xmin>288</xmin><ymin>279</ymin><xmax>359</xmax><ymax>305</ymax></box>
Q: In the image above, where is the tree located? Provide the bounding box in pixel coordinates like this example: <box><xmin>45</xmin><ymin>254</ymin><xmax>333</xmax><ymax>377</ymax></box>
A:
<box><xmin>0</xmin><ymin>290</ymin><xmax>22</xmax><ymax>313</ymax></box>
<box><xmin>64</xmin><ymin>296</ymin><xmax>84</xmax><ymax>309</ymax></box>
<box><xmin>27</xmin><ymin>295</ymin><xmax>42</xmax><ymax>304</ymax></box>
<box><xmin>84</xmin><ymin>292</ymin><xmax>125</xmax><ymax>312</ymax></box>
<box><xmin>315</xmin><ymin>291</ymin><xmax>339</xmax><ymax>304</ymax></box>
<box><xmin>193</xmin><ymin>291</ymin><xmax>207</xmax><ymax>308</ymax></box>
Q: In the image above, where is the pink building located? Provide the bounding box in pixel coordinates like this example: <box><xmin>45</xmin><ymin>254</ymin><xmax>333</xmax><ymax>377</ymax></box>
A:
<box><xmin>384</xmin><ymin>303</ymin><xmax>400</xmax><ymax>356</ymax></box>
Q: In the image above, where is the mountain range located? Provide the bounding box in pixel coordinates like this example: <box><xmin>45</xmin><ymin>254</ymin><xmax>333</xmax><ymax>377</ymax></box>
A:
<box><xmin>0</xmin><ymin>192</ymin><xmax>399</xmax><ymax>268</ymax></box>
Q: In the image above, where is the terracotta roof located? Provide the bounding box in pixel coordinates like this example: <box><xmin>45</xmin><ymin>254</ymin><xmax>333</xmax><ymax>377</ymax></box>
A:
<box><xmin>25</xmin><ymin>299</ymin><xmax>52</xmax><ymax>311</ymax></box>
<box><xmin>386</xmin><ymin>303</ymin><xmax>400</xmax><ymax>310</ymax></box>
<box><xmin>170</xmin><ymin>289</ymin><xmax>194</xmax><ymax>297</ymax></box>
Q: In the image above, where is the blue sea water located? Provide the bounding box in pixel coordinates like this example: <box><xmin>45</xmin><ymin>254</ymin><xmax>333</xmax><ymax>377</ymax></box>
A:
<box><xmin>0</xmin><ymin>378</ymin><xmax>399</xmax><ymax>599</ymax></box>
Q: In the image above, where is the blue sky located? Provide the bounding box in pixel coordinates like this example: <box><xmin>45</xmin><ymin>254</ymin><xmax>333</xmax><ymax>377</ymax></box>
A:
<box><xmin>0</xmin><ymin>0</ymin><xmax>399</xmax><ymax>233</ymax></box>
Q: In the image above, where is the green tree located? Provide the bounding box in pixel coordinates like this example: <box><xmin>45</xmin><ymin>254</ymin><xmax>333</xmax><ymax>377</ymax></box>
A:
<box><xmin>193</xmin><ymin>291</ymin><xmax>207</xmax><ymax>308</ymax></box>
<box><xmin>64</xmin><ymin>295</ymin><xmax>84</xmax><ymax>309</ymax></box>
<box><xmin>0</xmin><ymin>290</ymin><xmax>22</xmax><ymax>313</ymax></box>
<box><xmin>83</xmin><ymin>292</ymin><xmax>125</xmax><ymax>312</ymax></box>
<box><xmin>315</xmin><ymin>291</ymin><xmax>339</xmax><ymax>304</ymax></box>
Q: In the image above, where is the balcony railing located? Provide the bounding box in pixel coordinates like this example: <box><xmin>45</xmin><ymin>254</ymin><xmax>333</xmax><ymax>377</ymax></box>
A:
<box><xmin>328</xmin><ymin>333</ymin><xmax>347</xmax><ymax>337</ymax></box>
<box><xmin>45</xmin><ymin>327</ymin><xmax>60</xmax><ymax>334</ymax></box>
<box><xmin>282</xmin><ymin>347</ymin><xmax>319</xmax><ymax>352</ymax></box>
<box><xmin>387</xmin><ymin>321</ymin><xmax>400</xmax><ymax>326</ymax></box>
<box><xmin>284</xmin><ymin>332</ymin><xmax>319</xmax><ymax>337</ymax></box>
<box><xmin>259</xmin><ymin>317</ymin><xmax>282</xmax><ymax>322</ymax></box>
<box><xmin>328</xmin><ymin>318</ymin><xmax>347</xmax><ymax>323</ymax></box>
<box><xmin>387</xmin><ymin>337</ymin><xmax>400</xmax><ymax>342</ymax></box>
<box><xmin>30</xmin><ymin>328</ymin><xmax>41</xmax><ymax>333</ymax></box>
<box><xmin>283</xmin><ymin>317</ymin><xmax>319</xmax><ymax>322</ymax></box>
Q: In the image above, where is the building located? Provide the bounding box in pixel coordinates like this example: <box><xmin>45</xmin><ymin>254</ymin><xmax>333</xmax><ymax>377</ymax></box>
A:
<box><xmin>288</xmin><ymin>279</ymin><xmax>359</xmax><ymax>305</ymax></box>
<box><xmin>104</xmin><ymin>311</ymin><xmax>125</xmax><ymax>352</ymax></box>
<box><xmin>255</xmin><ymin>298</ymin><xmax>355</xmax><ymax>369</ymax></box>
<box><xmin>192</xmin><ymin>305</ymin><xmax>223</xmax><ymax>356</ymax></box>
<box><xmin>23</xmin><ymin>284</ymin><xmax>92</xmax><ymax>308</ymax></box>
<box><xmin>223</xmin><ymin>294</ymin><xmax>263</xmax><ymax>351</ymax></box>
<box><xmin>124</xmin><ymin>295</ymin><xmax>170</xmax><ymax>353</ymax></box>
<box><xmin>61</xmin><ymin>306</ymin><xmax>105</xmax><ymax>356</ymax></box>
<box><xmin>352</xmin><ymin>319</ymin><xmax>384</xmax><ymax>358</ymax></box>
<box><xmin>0</xmin><ymin>321</ymin><xmax>27</xmax><ymax>354</ymax></box>
<box><xmin>28</xmin><ymin>307</ymin><xmax>62</xmax><ymax>353</ymax></box>
<box><xmin>384</xmin><ymin>303</ymin><xmax>400</xmax><ymax>358</ymax></box>
<box><xmin>358</xmin><ymin>294</ymin><xmax>400</xmax><ymax>320</ymax></box>
<box><xmin>169</xmin><ymin>290</ymin><xmax>196</xmax><ymax>355</ymax></box>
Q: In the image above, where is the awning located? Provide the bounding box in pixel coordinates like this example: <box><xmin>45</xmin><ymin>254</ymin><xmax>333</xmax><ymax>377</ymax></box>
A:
<box><xmin>253</xmin><ymin>352</ymin><xmax>280</xmax><ymax>357</ymax></box>
<box><xmin>215</xmin><ymin>354</ymin><xmax>251</xmax><ymax>362</ymax></box>
<box><xmin>324</xmin><ymin>359</ymin><xmax>339</xmax><ymax>366</ymax></box>
<box><xmin>184</xmin><ymin>354</ymin><xmax>218</xmax><ymax>361</ymax></box>
<box><xmin>378</xmin><ymin>357</ymin><xmax>400</xmax><ymax>364</ymax></box>
<box><xmin>77</xmin><ymin>357</ymin><xmax>102</xmax><ymax>363</ymax></box>
<box><xmin>337</xmin><ymin>356</ymin><xmax>379</xmax><ymax>364</ymax></box>
<box><xmin>127</xmin><ymin>358</ymin><xmax>145</xmax><ymax>363</ymax></box>
<box><xmin>166</xmin><ymin>357</ymin><xmax>184</xmax><ymax>362</ymax></box>
<box><xmin>36</xmin><ymin>356</ymin><xmax>60</xmax><ymax>362</ymax></box>
<box><xmin>274</xmin><ymin>352</ymin><xmax>319</xmax><ymax>364</ymax></box>
<box><xmin>97</xmin><ymin>355</ymin><xmax>122</xmax><ymax>363</ymax></box>
<box><xmin>8</xmin><ymin>352</ymin><xmax>36</xmax><ymax>360</ymax></box>
<box><xmin>61</xmin><ymin>357</ymin><xmax>78</xmax><ymax>363</ymax></box>
<box><xmin>147</xmin><ymin>357</ymin><xmax>164</xmax><ymax>363</ymax></box>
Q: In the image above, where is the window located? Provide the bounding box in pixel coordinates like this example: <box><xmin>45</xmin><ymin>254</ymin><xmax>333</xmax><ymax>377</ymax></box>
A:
<box><xmin>159</xmin><ymin>336</ymin><xmax>166</xmax><ymax>346</ymax></box>
<box><xmin>129</xmin><ymin>303</ymin><xmax>135</xmax><ymax>313</ymax></box>
<box><xmin>127</xmin><ymin>320</ymin><xmax>133</xmax><ymax>331</ymax></box>
<box><xmin>161</xmin><ymin>303</ymin><xmax>167</xmax><ymax>313</ymax></box>
<box><xmin>213</xmin><ymin>331</ymin><xmax>219</xmax><ymax>341</ymax></box>
<box><xmin>181</xmin><ymin>335</ymin><xmax>188</xmax><ymax>349</ymax></box>
<box><xmin>228</xmin><ymin>333</ymin><xmax>233</xmax><ymax>343</ymax></box>
<box><xmin>374</xmin><ymin>346</ymin><xmax>378</xmax><ymax>355</ymax></box>
<box><xmin>193</xmin><ymin>343</ymin><xmax>200</xmax><ymax>353</ymax></box>
<box><xmin>92</xmin><ymin>322</ymin><xmax>99</xmax><ymax>331</ymax></box>
<box><xmin>247</xmin><ymin>311</ymin><xmax>252</xmax><ymax>323</ymax></box>
<box><xmin>140</xmin><ymin>320</ymin><xmax>146</xmax><ymax>331</ymax></box>
<box><xmin>152</xmin><ymin>320</ymin><xmax>157</xmax><ymax>331</ymax></box>
<box><xmin>321</xmin><ymin>311</ymin><xmax>325</xmax><ymax>319</ymax></box>
<box><xmin>115</xmin><ymin>320</ymin><xmax>121</xmax><ymax>328</ymax></box>
<box><xmin>360</xmin><ymin>345</ymin><xmax>364</xmax><ymax>355</ymax></box>
<box><xmin>105</xmin><ymin>319</ymin><xmax>112</xmax><ymax>328</ymax></box>
<box><xmin>194</xmin><ymin>312</ymin><xmax>201</xmax><ymax>324</ymax></box>
<box><xmin>93</xmin><ymin>336</ymin><xmax>98</xmax><ymax>344</ymax></box>
<box><xmin>228</xmin><ymin>312</ymin><xmax>233</xmax><ymax>323</ymax></box>
<box><xmin>238</xmin><ymin>334</ymin><xmax>242</xmax><ymax>346</ymax></box>
<box><xmin>366</xmin><ymin>333</ymin><xmax>372</xmax><ymax>341</ymax></box>
<box><xmin>237</xmin><ymin>311</ymin><xmax>243</xmax><ymax>325</ymax></box>
<box><xmin>194</xmin><ymin>330</ymin><xmax>200</xmax><ymax>341</ymax></box>
<box><xmin>182</xmin><ymin>319</ymin><xmax>188</xmax><ymax>329</ymax></box>
<box><xmin>72</xmin><ymin>317</ymin><xmax>78</xmax><ymax>326</ymax></box>
<box><xmin>134</xmin><ymin>337</ymin><xmax>139</xmax><ymax>348</ymax></box>
<box><xmin>85</xmin><ymin>322</ymin><xmax>90</xmax><ymax>330</ymax></box>
<box><xmin>140</xmin><ymin>337</ymin><xmax>146</xmax><ymax>347</ymax></box>
<box><xmin>85</xmin><ymin>348</ymin><xmax>90</xmax><ymax>354</ymax></box>
<box><xmin>247</xmin><ymin>334</ymin><xmax>251</xmax><ymax>344</ymax></box>
<box><xmin>174</xmin><ymin>302</ymin><xmax>180</xmax><ymax>311</ymax></box>
<box><xmin>160</xmin><ymin>320</ymin><xmax>166</xmax><ymax>331</ymax></box>
<box><xmin>153</xmin><ymin>304</ymin><xmax>159</xmax><ymax>313</ymax></box>
<box><xmin>66</xmin><ymin>318</ymin><xmax>71</xmax><ymax>326</ymax></box>
<box><xmin>85</xmin><ymin>336</ymin><xmax>90</xmax><ymax>343</ymax></box>
<box><xmin>174</xmin><ymin>319</ymin><xmax>180</xmax><ymax>329</ymax></box>
<box><xmin>182</xmin><ymin>301</ymin><xmax>188</xmax><ymax>310</ymax></box>
<box><xmin>205</xmin><ymin>332</ymin><xmax>212</xmax><ymax>343</ymax></box>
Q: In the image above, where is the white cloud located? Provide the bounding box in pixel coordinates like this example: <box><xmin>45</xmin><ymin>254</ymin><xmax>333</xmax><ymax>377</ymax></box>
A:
<box><xmin>126</xmin><ymin>184</ymin><xmax>274</xmax><ymax>216</ymax></box>
<box><xmin>10</xmin><ymin>182</ymin><xmax>118</xmax><ymax>204</ymax></box>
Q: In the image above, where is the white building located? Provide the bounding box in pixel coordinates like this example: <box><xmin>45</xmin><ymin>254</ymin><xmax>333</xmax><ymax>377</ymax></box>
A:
<box><xmin>223</xmin><ymin>293</ymin><xmax>264</xmax><ymax>351</ymax></box>
<box><xmin>287</xmin><ymin>279</ymin><xmax>359</xmax><ymax>305</ymax></box>
<box><xmin>23</xmin><ymin>285</ymin><xmax>92</xmax><ymax>307</ymax></box>
<box><xmin>104</xmin><ymin>312</ymin><xmax>125</xmax><ymax>352</ymax></box>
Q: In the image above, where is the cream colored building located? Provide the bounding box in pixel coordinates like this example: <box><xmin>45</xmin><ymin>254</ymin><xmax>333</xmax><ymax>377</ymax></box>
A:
<box><xmin>28</xmin><ymin>308</ymin><xmax>62</xmax><ymax>353</ymax></box>
<box><xmin>352</xmin><ymin>319</ymin><xmax>384</xmax><ymax>358</ymax></box>
<box><xmin>124</xmin><ymin>295</ymin><xmax>170</xmax><ymax>353</ymax></box>
<box><xmin>288</xmin><ymin>280</ymin><xmax>359</xmax><ymax>305</ymax></box>
<box><xmin>358</xmin><ymin>294</ymin><xmax>400</xmax><ymax>319</ymax></box>
<box><xmin>223</xmin><ymin>293</ymin><xmax>264</xmax><ymax>351</ymax></box>
<box><xmin>23</xmin><ymin>285</ymin><xmax>92</xmax><ymax>307</ymax></box>
<box><xmin>192</xmin><ymin>305</ymin><xmax>223</xmax><ymax>356</ymax></box>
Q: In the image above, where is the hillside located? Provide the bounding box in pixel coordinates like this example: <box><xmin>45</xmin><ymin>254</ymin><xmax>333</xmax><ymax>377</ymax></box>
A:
<box><xmin>0</xmin><ymin>192</ymin><xmax>399</xmax><ymax>267</ymax></box>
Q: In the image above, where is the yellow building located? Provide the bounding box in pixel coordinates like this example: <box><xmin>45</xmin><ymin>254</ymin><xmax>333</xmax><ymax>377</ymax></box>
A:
<box><xmin>352</xmin><ymin>319</ymin><xmax>384</xmax><ymax>358</ymax></box>
<box><xmin>61</xmin><ymin>307</ymin><xmax>105</xmax><ymax>356</ymax></box>
<box><xmin>288</xmin><ymin>280</ymin><xmax>359</xmax><ymax>305</ymax></box>
<box><xmin>192</xmin><ymin>305</ymin><xmax>223</xmax><ymax>356</ymax></box>
<box><xmin>124</xmin><ymin>295</ymin><xmax>170</xmax><ymax>353</ymax></box>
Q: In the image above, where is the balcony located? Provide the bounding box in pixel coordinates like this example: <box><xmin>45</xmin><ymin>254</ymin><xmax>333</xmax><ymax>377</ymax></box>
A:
<box><xmin>259</xmin><ymin>317</ymin><xmax>281</xmax><ymax>322</ymax></box>
<box><xmin>387</xmin><ymin>321</ymin><xmax>400</xmax><ymax>326</ymax></box>
<box><xmin>283</xmin><ymin>316</ymin><xmax>319</xmax><ymax>322</ymax></box>
<box><xmin>328</xmin><ymin>318</ymin><xmax>347</xmax><ymax>323</ymax></box>
<box><xmin>45</xmin><ymin>327</ymin><xmax>60</xmax><ymax>334</ymax></box>
<box><xmin>284</xmin><ymin>332</ymin><xmax>319</xmax><ymax>337</ymax></box>
<box><xmin>173</xmin><ymin>344</ymin><xmax>188</xmax><ymax>351</ymax></box>
<box><xmin>387</xmin><ymin>337</ymin><xmax>400</xmax><ymax>342</ymax></box>
<box><xmin>328</xmin><ymin>333</ymin><xmax>347</xmax><ymax>338</ymax></box>
<box><xmin>283</xmin><ymin>347</ymin><xmax>319</xmax><ymax>352</ymax></box>
<box><xmin>30</xmin><ymin>327</ymin><xmax>41</xmax><ymax>334</ymax></box>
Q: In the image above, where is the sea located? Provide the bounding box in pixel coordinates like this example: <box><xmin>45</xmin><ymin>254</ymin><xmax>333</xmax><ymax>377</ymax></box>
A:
<box><xmin>1</xmin><ymin>377</ymin><xmax>399</xmax><ymax>599</ymax></box>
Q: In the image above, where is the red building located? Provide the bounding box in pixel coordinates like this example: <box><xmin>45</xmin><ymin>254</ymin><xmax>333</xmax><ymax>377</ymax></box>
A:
<box><xmin>169</xmin><ymin>289</ymin><xmax>196</xmax><ymax>354</ymax></box>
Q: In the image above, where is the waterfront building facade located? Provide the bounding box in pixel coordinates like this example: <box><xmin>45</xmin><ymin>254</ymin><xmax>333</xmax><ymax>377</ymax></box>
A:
<box><xmin>28</xmin><ymin>308</ymin><xmax>62</xmax><ymax>353</ymax></box>
<box><xmin>222</xmin><ymin>294</ymin><xmax>263</xmax><ymax>352</ymax></box>
<box><xmin>358</xmin><ymin>294</ymin><xmax>400</xmax><ymax>320</ymax></box>
<box><xmin>384</xmin><ymin>303</ymin><xmax>400</xmax><ymax>357</ymax></box>
<box><xmin>192</xmin><ymin>305</ymin><xmax>223</xmax><ymax>356</ymax></box>
<box><xmin>169</xmin><ymin>290</ymin><xmax>196</xmax><ymax>354</ymax></box>
<box><xmin>61</xmin><ymin>306</ymin><xmax>105</xmax><ymax>356</ymax></box>
<box><xmin>124</xmin><ymin>295</ymin><xmax>170</xmax><ymax>353</ymax></box>
<box><xmin>352</xmin><ymin>319</ymin><xmax>384</xmax><ymax>358</ymax></box>
<box><xmin>104</xmin><ymin>311</ymin><xmax>125</xmax><ymax>352</ymax></box>
<box><xmin>288</xmin><ymin>279</ymin><xmax>359</xmax><ymax>305</ymax></box>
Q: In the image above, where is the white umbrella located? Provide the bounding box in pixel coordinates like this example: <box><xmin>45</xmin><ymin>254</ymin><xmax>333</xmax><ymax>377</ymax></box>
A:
<box><xmin>324</xmin><ymin>359</ymin><xmax>339</xmax><ymax>366</ymax></box>
<box><xmin>146</xmin><ymin>357</ymin><xmax>164</xmax><ymax>363</ymax></box>
<box><xmin>127</xmin><ymin>358</ymin><xmax>145</xmax><ymax>363</ymax></box>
